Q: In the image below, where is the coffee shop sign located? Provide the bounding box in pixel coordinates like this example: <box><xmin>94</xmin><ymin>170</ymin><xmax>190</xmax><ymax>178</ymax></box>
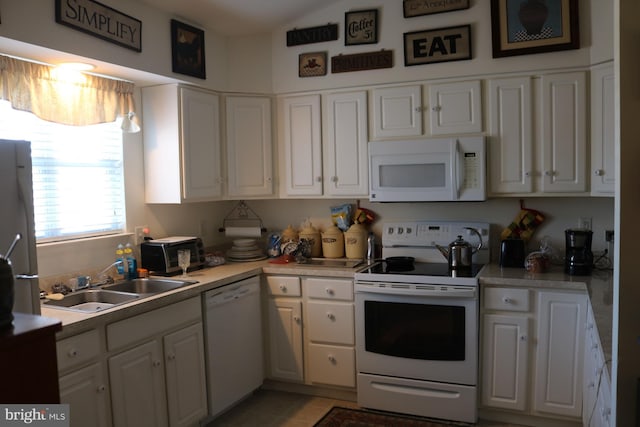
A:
<box><xmin>55</xmin><ymin>0</ymin><xmax>142</xmax><ymax>52</ymax></box>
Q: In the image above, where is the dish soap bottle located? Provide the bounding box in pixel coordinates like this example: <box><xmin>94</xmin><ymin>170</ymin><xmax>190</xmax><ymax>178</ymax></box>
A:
<box><xmin>115</xmin><ymin>244</ymin><xmax>127</xmax><ymax>279</ymax></box>
<box><xmin>124</xmin><ymin>243</ymin><xmax>137</xmax><ymax>279</ymax></box>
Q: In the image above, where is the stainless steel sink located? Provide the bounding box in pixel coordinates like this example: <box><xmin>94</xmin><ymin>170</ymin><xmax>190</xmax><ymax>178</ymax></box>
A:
<box><xmin>42</xmin><ymin>289</ymin><xmax>140</xmax><ymax>312</ymax></box>
<box><xmin>101</xmin><ymin>278</ymin><xmax>197</xmax><ymax>295</ymax></box>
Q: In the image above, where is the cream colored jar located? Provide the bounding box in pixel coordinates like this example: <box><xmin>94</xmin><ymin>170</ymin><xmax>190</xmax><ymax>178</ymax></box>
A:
<box><xmin>321</xmin><ymin>225</ymin><xmax>344</xmax><ymax>258</ymax></box>
<box><xmin>299</xmin><ymin>223</ymin><xmax>322</xmax><ymax>257</ymax></box>
<box><xmin>344</xmin><ymin>223</ymin><xmax>367</xmax><ymax>259</ymax></box>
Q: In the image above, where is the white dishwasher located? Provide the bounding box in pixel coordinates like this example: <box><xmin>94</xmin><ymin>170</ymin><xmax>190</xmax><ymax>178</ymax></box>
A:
<box><xmin>203</xmin><ymin>276</ymin><xmax>263</xmax><ymax>418</ymax></box>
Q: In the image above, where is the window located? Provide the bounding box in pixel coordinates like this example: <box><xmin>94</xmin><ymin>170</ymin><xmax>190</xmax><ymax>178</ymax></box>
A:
<box><xmin>0</xmin><ymin>100</ymin><xmax>126</xmax><ymax>241</ymax></box>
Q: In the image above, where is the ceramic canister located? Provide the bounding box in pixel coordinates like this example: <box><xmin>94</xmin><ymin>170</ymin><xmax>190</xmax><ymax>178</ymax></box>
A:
<box><xmin>298</xmin><ymin>223</ymin><xmax>322</xmax><ymax>257</ymax></box>
<box><xmin>344</xmin><ymin>223</ymin><xmax>368</xmax><ymax>259</ymax></box>
<box><xmin>321</xmin><ymin>225</ymin><xmax>344</xmax><ymax>258</ymax></box>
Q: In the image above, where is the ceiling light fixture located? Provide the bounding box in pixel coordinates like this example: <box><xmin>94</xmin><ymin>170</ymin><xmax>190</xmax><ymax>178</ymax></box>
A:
<box><xmin>56</xmin><ymin>62</ymin><xmax>96</xmax><ymax>71</ymax></box>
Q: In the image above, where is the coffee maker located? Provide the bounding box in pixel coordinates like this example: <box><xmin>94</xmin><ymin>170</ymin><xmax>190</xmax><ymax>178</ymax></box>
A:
<box><xmin>564</xmin><ymin>229</ymin><xmax>593</xmax><ymax>275</ymax></box>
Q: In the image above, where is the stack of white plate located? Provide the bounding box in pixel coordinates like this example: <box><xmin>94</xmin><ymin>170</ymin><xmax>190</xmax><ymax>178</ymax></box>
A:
<box><xmin>226</xmin><ymin>239</ymin><xmax>267</xmax><ymax>262</ymax></box>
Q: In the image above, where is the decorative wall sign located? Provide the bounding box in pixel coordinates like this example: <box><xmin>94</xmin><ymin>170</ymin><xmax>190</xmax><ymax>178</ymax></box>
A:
<box><xmin>171</xmin><ymin>19</ymin><xmax>206</xmax><ymax>79</ymax></box>
<box><xmin>331</xmin><ymin>50</ymin><xmax>393</xmax><ymax>73</ymax></box>
<box><xmin>55</xmin><ymin>0</ymin><xmax>142</xmax><ymax>51</ymax></box>
<box><xmin>299</xmin><ymin>52</ymin><xmax>327</xmax><ymax>77</ymax></box>
<box><xmin>403</xmin><ymin>25</ymin><xmax>471</xmax><ymax>66</ymax></box>
<box><xmin>403</xmin><ymin>0</ymin><xmax>470</xmax><ymax>18</ymax></box>
<box><xmin>491</xmin><ymin>0</ymin><xmax>579</xmax><ymax>58</ymax></box>
<box><xmin>287</xmin><ymin>24</ymin><xmax>339</xmax><ymax>46</ymax></box>
<box><xmin>345</xmin><ymin>9</ymin><xmax>378</xmax><ymax>46</ymax></box>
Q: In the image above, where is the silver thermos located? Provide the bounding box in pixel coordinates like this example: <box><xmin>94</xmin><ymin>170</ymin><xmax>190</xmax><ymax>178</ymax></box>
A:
<box><xmin>366</xmin><ymin>232</ymin><xmax>376</xmax><ymax>261</ymax></box>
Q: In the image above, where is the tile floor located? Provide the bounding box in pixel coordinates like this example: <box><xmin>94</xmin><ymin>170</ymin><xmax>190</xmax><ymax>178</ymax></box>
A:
<box><xmin>205</xmin><ymin>388</ymin><xmax>525</xmax><ymax>426</ymax></box>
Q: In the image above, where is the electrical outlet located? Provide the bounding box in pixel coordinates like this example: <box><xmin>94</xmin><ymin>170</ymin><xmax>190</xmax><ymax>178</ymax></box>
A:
<box><xmin>134</xmin><ymin>225</ymin><xmax>149</xmax><ymax>246</ymax></box>
<box><xmin>579</xmin><ymin>217</ymin><xmax>592</xmax><ymax>230</ymax></box>
<box><xmin>605</xmin><ymin>230</ymin><xmax>614</xmax><ymax>242</ymax></box>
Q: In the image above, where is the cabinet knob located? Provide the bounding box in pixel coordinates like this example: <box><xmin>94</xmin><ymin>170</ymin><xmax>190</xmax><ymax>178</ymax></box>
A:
<box><xmin>316</xmin><ymin>176</ymin><xmax>322</xmax><ymax>182</ymax></box>
<box><xmin>520</xmin><ymin>335</ymin><xmax>527</xmax><ymax>341</ymax></box>
<box><xmin>153</xmin><ymin>360</ymin><xmax>161</xmax><ymax>368</ymax></box>
<box><xmin>293</xmin><ymin>315</ymin><xmax>301</xmax><ymax>323</ymax></box>
<box><xmin>328</xmin><ymin>355</ymin><xmax>336</xmax><ymax>363</ymax></box>
<box><xmin>431</xmin><ymin>106</ymin><xmax>441</xmax><ymax>112</ymax></box>
<box><xmin>267</xmin><ymin>177</ymin><xmax>272</xmax><ymax>182</ymax></box>
<box><xmin>325</xmin><ymin>288</ymin><xmax>335</xmax><ymax>295</ymax></box>
<box><xmin>502</xmin><ymin>297</ymin><xmax>512</xmax><ymax>304</ymax></box>
<box><xmin>327</xmin><ymin>312</ymin><xmax>335</xmax><ymax>321</ymax></box>
<box><xmin>97</xmin><ymin>385</ymin><xmax>106</xmax><ymax>393</ymax></box>
<box><xmin>68</xmin><ymin>348</ymin><xmax>78</xmax><ymax>358</ymax></box>
<box><xmin>595</xmin><ymin>169</ymin><xmax>604</xmax><ymax>176</ymax></box>
<box><xmin>544</xmin><ymin>170</ymin><xmax>553</xmax><ymax>177</ymax></box>
<box><xmin>524</xmin><ymin>171</ymin><xmax>532</xmax><ymax>177</ymax></box>
<box><xmin>279</xmin><ymin>284</ymin><xmax>287</xmax><ymax>292</ymax></box>
<box><xmin>588</xmin><ymin>381</ymin><xmax>595</xmax><ymax>388</ymax></box>
<box><xmin>332</xmin><ymin>176</ymin><xmax>338</xmax><ymax>182</ymax></box>
<box><xmin>167</xmin><ymin>354</ymin><xmax>176</xmax><ymax>361</ymax></box>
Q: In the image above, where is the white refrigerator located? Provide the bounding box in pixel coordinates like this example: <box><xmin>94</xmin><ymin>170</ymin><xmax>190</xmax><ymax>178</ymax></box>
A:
<box><xmin>0</xmin><ymin>140</ymin><xmax>40</xmax><ymax>315</ymax></box>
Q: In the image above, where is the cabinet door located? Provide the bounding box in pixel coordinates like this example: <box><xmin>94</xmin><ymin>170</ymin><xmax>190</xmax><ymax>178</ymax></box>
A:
<box><xmin>534</xmin><ymin>291</ymin><xmax>587</xmax><ymax>418</ymax></box>
<box><xmin>268</xmin><ymin>298</ymin><xmax>304</xmax><ymax>382</ymax></box>
<box><xmin>180</xmin><ymin>87</ymin><xmax>222</xmax><ymax>201</ymax></box>
<box><xmin>372</xmin><ymin>85</ymin><xmax>422</xmax><ymax>138</ymax></box>
<box><xmin>481</xmin><ymin>314</ymin><xmax>529</xmax><ymax>411</ymax></box>
<box><xmin>539</xmin><ymin>72</ymin><xmax>587</xmax><ymax>193</ymax></box>
<box><xmin>226</xmin><ymin>96</ymin><xmax>273</xmax><ymax>197</ymax></box>
<box><xmin>488</xmin><ymin>77</ymin><xmax>533</xmax><ymax>194</ymax></box>
<box><xmin>429</xmin><ymin>80</ymin><xmax>482</xmax><ymax>135</ymax></box>
<box><xmin>164</xmin><ymin>323</ymin><xmax>208</xmax><ymax>427</ymax></box>
<box><xmin>324</xmin><ymin>91</ymin><xmax>369</xmax><ymax>197</ymax></box>
<box><xmin>281</xmin><ymin>95</ymin><xmax>323</xmax><ymax>196</ymax></box>
<box><xmin>59</xmin><ymin>363</ymin><xmax>110</xmax><ymax>427</ymax></box>
<box><xmin>109</xmin><ymin>340</ymin><xmax>168</xmax><ymax>427</ymax></box>
<box><xmin>591</xmin><ymin>63</ymin><xmax>615</xmax><ymax>195</ymax></box>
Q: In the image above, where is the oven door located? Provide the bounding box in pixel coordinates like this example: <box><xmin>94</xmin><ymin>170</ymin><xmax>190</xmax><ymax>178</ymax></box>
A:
<box><xmin>355</xmin><ymin>284</ymin><xmax>478</xmax><ymax>386</ymax></box>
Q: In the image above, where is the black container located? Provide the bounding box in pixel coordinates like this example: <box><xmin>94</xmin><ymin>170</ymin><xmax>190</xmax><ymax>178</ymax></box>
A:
<box><xmin>499</xmin><ymin>238</ymin><xmax>525</xmax><ymax>268</ymax></box>
<box><xmin>565</xmin><ymin>229</ymin><xmax>593</xmax><ymax>275</ymax></box>
<box><xmin>0</xmin><ymin>257</ymin><xmax>15</xmax><ymax>329</ymax></box>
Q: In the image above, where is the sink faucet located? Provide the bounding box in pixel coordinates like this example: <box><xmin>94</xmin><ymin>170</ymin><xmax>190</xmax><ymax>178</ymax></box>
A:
<box><xmin>88</xmin><ymin>260</ymin><xmax>121</xmax><ymax>288</ymax></box>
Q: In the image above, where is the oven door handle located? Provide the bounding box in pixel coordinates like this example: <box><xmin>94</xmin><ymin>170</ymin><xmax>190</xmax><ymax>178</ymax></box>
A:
<box><xmin>355</xmin><ymin>284</ymin><xmax>476</xmax><ymax>298</ymax></box>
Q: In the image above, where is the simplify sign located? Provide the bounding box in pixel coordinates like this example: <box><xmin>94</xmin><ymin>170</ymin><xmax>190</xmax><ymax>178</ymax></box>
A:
<box><xmin>55</xmin><ymin>0</ymin><xmax>142</xmax><ymax>52</ymax></box>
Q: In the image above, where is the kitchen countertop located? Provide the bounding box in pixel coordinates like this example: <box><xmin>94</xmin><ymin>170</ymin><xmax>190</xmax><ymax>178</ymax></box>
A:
<box><xmin>480</xmin><ymin>263</ymin><xmax>614</xmax><ymax>364</ymax></box>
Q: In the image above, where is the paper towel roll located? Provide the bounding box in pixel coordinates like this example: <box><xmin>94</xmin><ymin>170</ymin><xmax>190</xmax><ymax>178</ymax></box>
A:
<box><xmin>225</xmin><ymin>227</ymin><xmax>262</xmax><ymax>238</ymax></box>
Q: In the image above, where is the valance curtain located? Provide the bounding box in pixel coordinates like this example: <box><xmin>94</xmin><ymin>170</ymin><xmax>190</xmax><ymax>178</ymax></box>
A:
<box><xmin>0</xmin><ymin>55</ymin><xmax>135</xmax><ymax>126</ymax></box>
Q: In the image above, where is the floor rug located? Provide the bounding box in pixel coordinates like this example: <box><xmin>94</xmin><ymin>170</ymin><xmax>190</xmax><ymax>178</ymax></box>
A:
<box><xmin>314</xmin><ymin>406</ymin><xmax>470</xmax><ymax>427</ymax></box>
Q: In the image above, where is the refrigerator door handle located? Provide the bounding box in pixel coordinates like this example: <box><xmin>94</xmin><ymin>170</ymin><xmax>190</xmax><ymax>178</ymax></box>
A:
<box><xmin>16</xmin><ymin>274</ymin><xmax>39</xmax><ymax>280</ymax></box>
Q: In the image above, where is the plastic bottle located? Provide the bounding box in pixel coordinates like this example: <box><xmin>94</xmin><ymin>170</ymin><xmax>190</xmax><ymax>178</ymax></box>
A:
<box><xmin>124</xmin><ymin>243</ymin><xmax>137</xmax><ymax>280</ymax></box>
<box><xmin>115</xmin><ymin>244</ymin><xmax>127</xmax><ymax>279</ymax></box>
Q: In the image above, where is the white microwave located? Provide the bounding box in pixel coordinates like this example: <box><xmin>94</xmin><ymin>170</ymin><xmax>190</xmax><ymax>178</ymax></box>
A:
<box><xmin>368</xmin><ymin>136</ymin><xmax>486</xmax><ymax>202</ymax></box>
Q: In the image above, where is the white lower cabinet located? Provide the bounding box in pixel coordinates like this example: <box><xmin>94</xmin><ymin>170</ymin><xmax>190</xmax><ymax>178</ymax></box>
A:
<box><xmin>266</xmin><ymin>276</ymin><xmax>304</xmax><ymax>382</ymax></box>
<box><xmin>107</xmin><ymin>297</ymin><xmax>207</xmax><ymax>427</ymax></box>
<box><xmin>481</xmin><ymin>286</ymin><xmax>587</xmax><ymax>423</ymax></box>
<box><xmin>59</xmin><ymin>362</ymin><xmax>110</xmax><ymax>427</ymax></box>
<box><xmin>303</xmin><ymin>277</ymin><xmax>355</xmax><ymax>388</ymax></box>
<box><xmin>583</xmin><ymin>303</ymin><xmax>612</xmax><ymax>427</ymax></box>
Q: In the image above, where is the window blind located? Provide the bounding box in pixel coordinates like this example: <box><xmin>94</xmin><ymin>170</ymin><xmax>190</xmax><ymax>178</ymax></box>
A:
<box><xmin>0</xmin><ymin>101</ymin><xmax>125</xmax><ymax>241</ymax></box>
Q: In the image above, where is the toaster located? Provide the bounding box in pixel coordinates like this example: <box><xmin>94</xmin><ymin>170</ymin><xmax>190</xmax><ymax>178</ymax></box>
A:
<box><xmin>140</xmin><ymin>236</ymin><xmax>205</xmax><ymax>276</ymax></box>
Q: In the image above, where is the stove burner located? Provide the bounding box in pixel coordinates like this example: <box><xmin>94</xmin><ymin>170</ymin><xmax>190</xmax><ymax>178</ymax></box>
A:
<box><xmin>362</xmin><ymin>261</ymin><xmax>484</xmax><ymax>279</ymax></box>
<box><xmin>383</xmin><ymin>256</ymin><xmax>415</xmax><ymax>271</ymax></box>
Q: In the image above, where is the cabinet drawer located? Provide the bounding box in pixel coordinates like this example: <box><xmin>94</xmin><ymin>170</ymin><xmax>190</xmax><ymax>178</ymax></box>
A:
<box><xmin>266</xmin><ymin>276</ymin><xmax>301</xmax><ymax>297</ymax></box>
<box><xmin>307</xmin><ymin>301</ymin><xmax>354</xmax><ymax>345</ymax></box>
<box><xmin>308</xmin><ymin>343</ymin><xmax>355</xmax><ymax>388</ymax></box>
<box><xmin>304</xmin><ymin>278</ymin><xmax>353</xmax><ymax>301</ymax></box>
<box><xmin>483</xmin><ymin>288</ymin><xmax>530</xmax><ymax>312</ymax></box>
<box><xmin>57</xmin><ymin>329</ymin><xmax>101</xmax><ymax>372</ymax></box>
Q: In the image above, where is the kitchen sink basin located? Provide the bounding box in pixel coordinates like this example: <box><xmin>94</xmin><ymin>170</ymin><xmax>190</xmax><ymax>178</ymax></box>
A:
<box><xmin>101</xmin><ymin>278</ymin><xmax>197</xmax><ymax>295</ymax></box>
<box><xmin>42</xmin><ymin>289</ymin><xmax>140</xmax><ymax>312</ymax></box>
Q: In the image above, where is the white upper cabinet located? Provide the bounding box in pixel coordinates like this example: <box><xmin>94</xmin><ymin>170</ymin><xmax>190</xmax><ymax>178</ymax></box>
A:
<box><xmin>372</xmin><ymin>85</ymin><xmax>422</xmax><ymax>139</ymax></box>
<box><xmin>225</xmin><ymin>96</ymin><xmax>274</xmax><ymax>198</ymax></box>
<box><xmin>488</xmin><ymin>77</ymin><xmax>533</xmax><ymax>194</ymax></box>
<box><xmin>323</xmin><ymin>91</ymin><xmax>369</xmax><ymax>197</ymax></box>
<box><xmin>539</xmin><ymin>72</ymin><xmax>587</xmax><ymax>193</ymax></box>
<box><xmin>429</xmin><ymin>80</ymin><xmax>482</xmax><ymax>135</ymax></box>
<box><xmin>143</xmin><ymin>85</ymin><xmax>222</xmax><ymax>203</ymax></box>
<box><xmin>280</xmin><ymin>94</ymin><xmax>323</xmax><ymax>196</ymax></box>
<box><xmin>590</xmin><ymin>63</ymin><xmax>615</xmax><ymax>195</ymax></box>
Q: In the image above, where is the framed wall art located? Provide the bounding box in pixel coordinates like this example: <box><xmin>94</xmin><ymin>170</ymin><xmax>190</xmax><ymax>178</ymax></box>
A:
<box><xmin>171</xmin><ymin>19</ymin><xmax>206</xmax><ymax>79</ymax></box>
<box><xmin>345</xmin><ymin>9</ymin><xmax>378</xmax><ymax>46</ymax></box>
<box><xmin>491</xmin><ymin>0</ymin><xmax>579</xmax><ymax>58</ymax></box>
<box><xmin>403</xmin><ymin>0</ymin><xmax>469</xmax><ymax>18</ymax></box>
<box><xmin>404</xmin><ymin>25</ymin><xmax>471</xmax><ymax>66</ymax></box>
<box><xmin>299</xmin><ymin>52</ymin><xmax>327</xmax><ymax>77</ymax></box>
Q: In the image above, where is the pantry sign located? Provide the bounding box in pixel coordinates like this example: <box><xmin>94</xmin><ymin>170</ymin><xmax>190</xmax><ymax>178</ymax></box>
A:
<box><xmin>55</xmin><ymin>0</ymin><xmax>142</xmax><ymax>52</ymax></box>
<box><xmin>403</xmin><ymin>24</ymin><xmax>471</xmax><ymax>66</ymax></box>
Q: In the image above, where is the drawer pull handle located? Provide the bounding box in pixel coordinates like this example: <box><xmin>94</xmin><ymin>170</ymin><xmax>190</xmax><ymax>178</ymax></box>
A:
<box><xmin>325</xmin><ymin>288</ymin><xmax>335</xmax><ymax>295</ymax></box>
<box><xmin>327</xmin><ymin>313</ymin><xmax>335</xmax><ymax>321</ymax></box>
<box><xmin>328</xmin><ymin>355</ymin><xmax>336</xmax><ymax>363</ymax></box>
<box><xmin>279</xmin><ymin>284</ymin><xmax>287</xmax><ymax>292</ymax></box>
<box><xmin>68</xmin><ymin>349</ymin><xmax>78</xmax><ymax>358</ymax></box>
<box><xmin>97</xmin><ymin>385</ymin><xmax>106</xmax><ymax>393</ymax></box>
<box><xmin>503</xmin><ymin>297</ymin><xmax>512</xmax><ymax>304</ymax></box>
<box><xmin>520</xmin><ymin>335</ymin><xmax>527</xmax><ymax>341</ymax></box>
